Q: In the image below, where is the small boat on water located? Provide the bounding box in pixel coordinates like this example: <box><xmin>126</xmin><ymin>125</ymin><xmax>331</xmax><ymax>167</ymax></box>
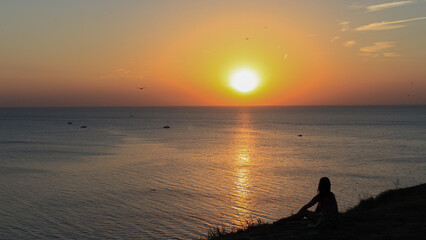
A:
<box><xmin>163</xmin><ymin>126</ymin><xmax>170</xmax><ymax>129</ymax></box>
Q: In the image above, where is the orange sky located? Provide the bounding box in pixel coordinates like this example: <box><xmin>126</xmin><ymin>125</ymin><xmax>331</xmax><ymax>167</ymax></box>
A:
<box><xmin>0</xmin><ymin>1</ymin><xmax>425</xmax><ymax>107</ymax></box>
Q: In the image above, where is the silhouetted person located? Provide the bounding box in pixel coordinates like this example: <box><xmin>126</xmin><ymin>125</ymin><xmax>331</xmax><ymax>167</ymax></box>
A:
<box><xmin>275</xmin><ymin>177</ymin><xmax>338</xmax><ymax>227</ymax></box>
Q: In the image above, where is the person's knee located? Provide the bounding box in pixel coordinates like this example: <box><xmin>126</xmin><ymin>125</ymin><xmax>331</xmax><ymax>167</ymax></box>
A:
<box><xmin>298</xmin><ymin>209</ymin><xmax>309</xmax><ymax>216</ymax></box>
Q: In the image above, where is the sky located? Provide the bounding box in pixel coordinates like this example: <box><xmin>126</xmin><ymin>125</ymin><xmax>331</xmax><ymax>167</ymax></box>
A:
<box><xmin>0</xmin><ymin>0</ymin><xmax>425</xmax><ymax>107</ymax></box>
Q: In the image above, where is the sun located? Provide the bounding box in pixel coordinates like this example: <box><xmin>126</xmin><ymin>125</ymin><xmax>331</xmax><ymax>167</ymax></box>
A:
<box><xmin>229</xmin><ymin>69</ymin><xmax>260</xmax><ymax>93</ymax></box>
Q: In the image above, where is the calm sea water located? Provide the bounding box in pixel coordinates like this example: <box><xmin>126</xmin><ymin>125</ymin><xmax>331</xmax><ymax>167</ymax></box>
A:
<box><xmin>1</xmin><ymin>106</ymin><xmax>425</xmax><ymax>239</ymax></box>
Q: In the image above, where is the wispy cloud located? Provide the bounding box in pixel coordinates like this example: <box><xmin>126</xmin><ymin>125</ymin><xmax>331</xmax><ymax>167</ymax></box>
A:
<box><xmin>100</xmin><ymin>67</ymin><xmax>144</xmax><ymax>80</ymax></box>
<box><xmin>343</xmin><ymin>40</ymin><xmax>356</xmax><ymax>47</ymax></box>
<box><xmin>360</xmin><ymin>42</ymin><xmax>401</xmax><ymax>57</ymax></box>
<box><xmin>360</xmin><ymin>41</ymin><xmax>396</xmax><ymax>52</ymax></box>
<box><xmin>339</xmin><ymin>21</ymin><xmax>350</xmax><ymax>31</ymax></box>
<box><xmin>359</xmin><ymin>52</ymin><xmax>380</xmax><ymax>58</ymax></box>
<box><xmin>115</xmin><ymin>68</ymin><xmax>131</xmax><ymax>75</ymax></box>
<box><xmin>383</xmin><ymin>52</ymin><xmax>401</xmax><ymax>57</ymax></box>
<box><xmin>355</xmin><ymin>17</ymin><xmax>426</xmax><ymax>31</ymax></box>
<box><xmin>330</xmin><ymin>36</ymin><xmax>341</xmax><ymax>43</ymax></box>
<box><xmin>366</xmin><ymin>1</ymin><xmax>415</xmax><ymax>12</ymax></box>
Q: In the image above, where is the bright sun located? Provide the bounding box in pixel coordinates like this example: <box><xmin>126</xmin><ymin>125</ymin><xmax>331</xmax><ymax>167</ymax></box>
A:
<box><xmin>229</xmin><ymin>69</ymin><xmax>260</xmax><ymax>93</ymax></box>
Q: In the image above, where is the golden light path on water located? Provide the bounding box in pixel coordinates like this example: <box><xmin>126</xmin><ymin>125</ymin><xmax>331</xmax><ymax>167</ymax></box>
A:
<box><xmin>231</xmin><ymin>111</ymin><xmax>256</xmax><ymax>226</ymax></box>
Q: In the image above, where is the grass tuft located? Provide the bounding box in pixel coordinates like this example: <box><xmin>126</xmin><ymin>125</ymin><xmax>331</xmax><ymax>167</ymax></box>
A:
<box><xmin>201</xmin><ymin>219</ymin><xmax>265</xmax><ymax>240</ymax></box>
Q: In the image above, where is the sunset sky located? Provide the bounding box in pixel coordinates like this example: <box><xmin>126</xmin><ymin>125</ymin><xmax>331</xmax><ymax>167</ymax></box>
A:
<box><xmin>1</xmin><ymin>0</ymin><xmax>425</xmax><ymax>107</ymax></box>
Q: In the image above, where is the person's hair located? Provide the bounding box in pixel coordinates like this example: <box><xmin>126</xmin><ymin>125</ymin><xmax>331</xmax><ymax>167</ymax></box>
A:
<box><xmin>318</xmin><ymin>177</ymin><xmax>331</xmax><ymax>199</ymax></box>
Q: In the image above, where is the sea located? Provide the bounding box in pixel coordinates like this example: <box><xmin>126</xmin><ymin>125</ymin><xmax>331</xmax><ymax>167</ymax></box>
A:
<box><xmin>1</xmin><ymin>106</ymin><xmax>425</xmax><ymax>239</ymax></box>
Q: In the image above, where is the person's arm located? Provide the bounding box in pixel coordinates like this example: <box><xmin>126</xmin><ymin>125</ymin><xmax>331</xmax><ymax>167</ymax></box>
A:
<box><xmin>299</xmin><ymin>194</ymin><xmax>319</xmax><ymax>212</ymax></box>
<box><xmin>274</xmin><ymin>194</ymin><xmax>320</xmax><ymax>223</ymax></box>
<box><xmin>314</xmin><ymin>202</ymin><xmax>321</xmax><ymax>213</ymax></box>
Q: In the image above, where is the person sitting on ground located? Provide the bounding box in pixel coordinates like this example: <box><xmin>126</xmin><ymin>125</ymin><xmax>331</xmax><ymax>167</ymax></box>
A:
<box><xmin>275</xmin><ymin>177</ymin><xmax>339</xmax><ymax>227</ymax></box>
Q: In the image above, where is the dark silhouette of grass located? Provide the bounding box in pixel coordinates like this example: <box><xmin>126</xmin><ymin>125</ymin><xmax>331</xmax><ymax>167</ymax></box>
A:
<box><xmin>201</xmin><ymin>219</ymin><xmax>264</xmax><ymax>240</ymax></box>
<box><xmin>199</xmin><ymin>183</ymin><xmax>426</xmax><ymax>240</ymax></box>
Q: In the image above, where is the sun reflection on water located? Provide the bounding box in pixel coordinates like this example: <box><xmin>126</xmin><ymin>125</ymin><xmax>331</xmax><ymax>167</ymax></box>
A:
<box><xmin>231</xmin><ymin>111</ymin><xmax>256</xmax><ymax>226</ymax></box>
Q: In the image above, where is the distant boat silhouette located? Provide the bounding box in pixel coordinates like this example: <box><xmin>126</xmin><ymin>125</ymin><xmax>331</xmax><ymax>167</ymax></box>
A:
<box><xmin>80</xmin><ymin>126</ymin><xmax>87</xmax><ymax>128</ymax></box>
<box><xmin>298</xmin><ymin>134</ymin><xmax>303</xmax><ymax>137</ymax></box>
<box><xmin>163</xmin><ymin>120</ymin><xmax>171</xmax><ymax>129</ymax></box>
<box><xmin>67</xmin><ymin>122</ymin><xmax>72</xmax><ymax>125</ymax></box>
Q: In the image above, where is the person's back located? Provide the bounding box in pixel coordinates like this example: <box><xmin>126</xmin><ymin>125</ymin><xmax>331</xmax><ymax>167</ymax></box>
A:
<box><xmin>318</xmin><ymin>191</ymin><xmax>338</xmax><ymax>219</ymax></box>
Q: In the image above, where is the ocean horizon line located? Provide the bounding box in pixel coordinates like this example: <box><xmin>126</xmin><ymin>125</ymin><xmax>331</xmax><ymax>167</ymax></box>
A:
<box><xmin>1</xmin><ymin>104</ymin><xmax>426</xmax><ymax>109</ymax></box>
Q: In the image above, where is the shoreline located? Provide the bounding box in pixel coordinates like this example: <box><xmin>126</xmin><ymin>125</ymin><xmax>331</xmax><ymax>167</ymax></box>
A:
<box><xmin>200</xmin><ymin>183</ymin><xmax>426</xmax><ymax>240</ymax></box>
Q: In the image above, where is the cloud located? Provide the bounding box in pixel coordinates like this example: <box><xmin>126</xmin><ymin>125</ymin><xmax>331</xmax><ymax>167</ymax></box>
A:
<box><xmin>366</xmin><ymin>1</ymin><xmax>415</xmax><ymax>12</ymax></box>
<box><xmin>355</xmin><ymin>17</ymin><xmax>426</xmax><ymax>31</ymax></box>
<box><xmin>330</xmin><ymin>36</ymin><xmax>342</xmax><ymax>42</ymax></box>
<box><xmin>339</xmin><ymin>21</ymin><xmax>350</xmax><ymax>31</ymax></box>
<box><xmin>343</xmin><ymin>40</ymin><xmax>356</xmax><ymax>47</ymax></box>
<box><xmin>359</xmin><ymin>53</ymin><xmax>380</xmax><ymax>58</ymax></box>
<box><xmin>383</xmin><ymin>52</ymin><xmax>401</xmax><ymax>57</ymax></box>
<box><xmin>360</xmin><ymin>42</ymin><xmax>401</xmax><ymax>57</ymax></box>
<box><xmin>100</xmin><ymin>67</ymin><xmax>144</xmax><ymax>80</ymax></box>
<box><xmin>360</xmin><ymin>41</ymin><xmax>396</xmax><ymax>52</ymax></box>
<box><xmin>115</xmin><ymin>68</ymin><xmax>131</xmax><ymax>75</ymax></box>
